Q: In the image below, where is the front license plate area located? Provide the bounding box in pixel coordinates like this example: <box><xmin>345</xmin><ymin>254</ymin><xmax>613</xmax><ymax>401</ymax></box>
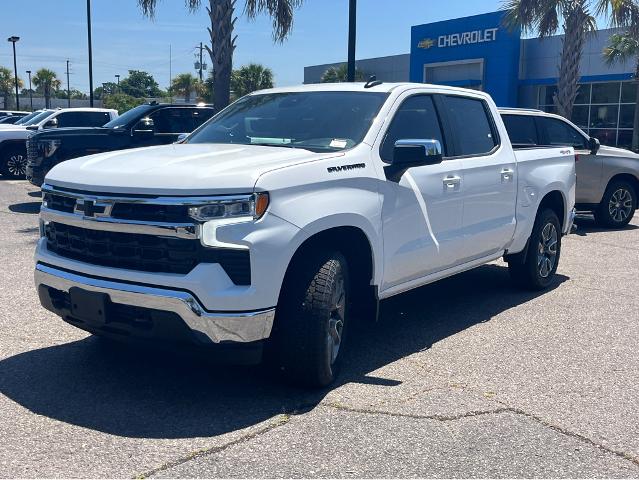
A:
<box><xmin>69</xmin><ymin>287</ymin><xmax>109</xmax><ymax>326</ymax></box>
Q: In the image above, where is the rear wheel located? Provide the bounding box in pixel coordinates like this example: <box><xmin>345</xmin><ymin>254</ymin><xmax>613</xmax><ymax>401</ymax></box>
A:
<box><xmin>594</xmin><ymin>180</ymin><xmax>636</xmax><ymax>228</ymax></box>
<box><xmin>270</xmin><ymin>250</ymin><xmax>350</xmax><ymax>388</ymax></box>
<box><xmin>508</xmin><ymin>208</ymin><xmax>561</xmax><ymax>290</ymax></box>
<box><xmin>0</xmin><ymin>145</ymin><xmax>28</xmax><ymax>179</ymax></box>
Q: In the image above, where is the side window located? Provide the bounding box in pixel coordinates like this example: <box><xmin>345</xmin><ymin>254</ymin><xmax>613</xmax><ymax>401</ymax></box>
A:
<box><xmin>149</xmin><ymin>108</ymin><xmax>199</xmax><ymax>134</ymax></box>
<box><xmin>540</xmin><ymin>118</ymin><xmax>588</xmax><ymax>149</ymax></box>
<box><xmin>380</xmin><ymin>95</ymin><xmax>445</xmax><ymax>162</ymax></box>
<box><xmin>54</xmin><ymin>112</ymin><xmax>80</xmax><ymax>128</ymax></box>
<box><xmin>443</xmin><ymin>96</ymin><xmax>497</xmax><ymax>156</ymax></box>
<box><xmin>85</xmin><ymin>112</ymin><xmax>112</xmax><ymax>127</ymax></box>
<box><xmin>502</xmin><ymin>114</ymin><xmax>539</xmax><ymax>146</ymax></box>
<box><xmin>191</xmin><ymin>108</ymin><xmax>215</xmax><ymax>130</ymax></box>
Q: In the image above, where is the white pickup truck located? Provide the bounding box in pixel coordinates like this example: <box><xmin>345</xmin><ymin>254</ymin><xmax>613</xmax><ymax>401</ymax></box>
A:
<box><xmin>35</xmin><ymin>83</ymin><xmax>576</xmax><ymax>386</ymax></box>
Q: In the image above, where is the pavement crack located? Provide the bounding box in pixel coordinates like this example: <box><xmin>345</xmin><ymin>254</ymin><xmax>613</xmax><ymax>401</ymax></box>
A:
<box><xmin>134</xmin><ymin>414</ymin><xmax>291</xmax><ymax>479</ymax></box>
<box><xmin>324</xmin><ymin>402</ymin><xmax>639</xmax><ymax>468</ymax></box>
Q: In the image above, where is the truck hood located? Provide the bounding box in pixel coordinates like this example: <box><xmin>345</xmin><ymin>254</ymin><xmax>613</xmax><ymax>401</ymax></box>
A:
<box><xmin>0</xmin><ymin>124</ymin><xmax>27</xmax><ymax>130</ymax></box>
<box><xmin>0</xmin><ymin>127</ymin><xmax>30</xmax><ymax>141</ymax></box>
<box><xmin>597</xmin><ymin>144</ymin><xmax>639</xmax><ymax>159</ymax></box>
<box><xmin>31</xmin><ymin>127</ymin><xmax>115</xmax><ymax>141</ymax></box>
<box><xmin>45</xmin><ymin>143</ymin><xmax>340</xmax><ymax>195</ymax></box>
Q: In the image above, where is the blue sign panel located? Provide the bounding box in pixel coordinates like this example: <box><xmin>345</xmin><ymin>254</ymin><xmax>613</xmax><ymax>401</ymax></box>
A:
<box><xmin>410</xmin><ymin>11</ymin><xmax>521</xmax><ymax>107</ymax></box>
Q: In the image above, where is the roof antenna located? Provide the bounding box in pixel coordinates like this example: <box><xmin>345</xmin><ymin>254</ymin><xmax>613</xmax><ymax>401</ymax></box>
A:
<box><xmin>364</xmin><ymin>75</ymin><xmax>383</xmax><ymax>88</ymax></box>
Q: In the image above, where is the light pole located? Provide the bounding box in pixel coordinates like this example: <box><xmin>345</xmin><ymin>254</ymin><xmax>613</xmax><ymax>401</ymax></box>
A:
<box><xmin>87</xmin><ymin>0</ymin><xmax>94</xmax><ymax>107</ymax></box>
<box><xmin>7</xmin><ymin>36</ymin><xmax>20</xmax><ymax>110</ymax></box>
<box><xmin>26</xmin><ymin>70</ymin><xmax>33</xmax><ymax>111</ymax></box>
<box><xmin>115</xmin><ymin>74</ymin><xmax>120</xmax><ymax>93</ymax></box>
<box><xmin>347</xmin><ymin>0</ymin><xmax>356</xmax><ymax>82</ymax></box>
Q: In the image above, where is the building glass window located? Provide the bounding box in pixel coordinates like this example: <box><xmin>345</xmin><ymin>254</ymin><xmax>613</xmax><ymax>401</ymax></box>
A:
<box><xmin>537</xmin><ymin>81</ymin><xmax>636</xmax><ymax>149</ymax></box>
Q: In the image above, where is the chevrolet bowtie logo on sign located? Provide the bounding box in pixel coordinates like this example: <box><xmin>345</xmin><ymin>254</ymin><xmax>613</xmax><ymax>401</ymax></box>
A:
<box><xmin>418</xmin><ymin>38</ymin><xmax>435</xmax><ymax>49</ymax></box>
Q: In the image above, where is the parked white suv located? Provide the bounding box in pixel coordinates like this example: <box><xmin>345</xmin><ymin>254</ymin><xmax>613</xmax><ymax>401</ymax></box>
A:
<box><xmin>35</xmin><ymin>83</ymin><xmax>575</xmax><ymax>386</ymax></box>
<box><xmin>0</xmin><ymin>108</ymin><xmax>118</xmax><ymax>178</ymax></box>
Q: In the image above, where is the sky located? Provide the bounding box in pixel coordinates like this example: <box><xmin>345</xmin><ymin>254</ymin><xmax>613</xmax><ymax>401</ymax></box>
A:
<box><xmin>0</xmin><ymin>0</ymin><xmax>601</xmax><ymax>94</ymax></box>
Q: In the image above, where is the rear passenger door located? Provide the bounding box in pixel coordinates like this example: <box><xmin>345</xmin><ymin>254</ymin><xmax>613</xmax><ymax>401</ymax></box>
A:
<box><xmin>55</xmin><ymin>111</ymin><xmax>112</xmax><ymax>128</ymax></box>
<box><xmin>442</xmin><ymin>95</ymin><xmax>517</xmax><ymax>261</ymax></box>
<box><xmin>536</xmin><ymin>116</ymin><xmax>598</xmax><ymax>204</ymax></box>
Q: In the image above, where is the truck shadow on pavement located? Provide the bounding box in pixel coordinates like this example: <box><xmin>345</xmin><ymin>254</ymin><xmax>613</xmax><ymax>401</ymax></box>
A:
<box><xmin>0</xmin><ymin>263</ymin><xmax>568</xmax><ymax>439</ymax></box>
<box><xmin>574</xmin><ymin>215</ymin><xmax>638</xmax><ymax>236</ymax></box>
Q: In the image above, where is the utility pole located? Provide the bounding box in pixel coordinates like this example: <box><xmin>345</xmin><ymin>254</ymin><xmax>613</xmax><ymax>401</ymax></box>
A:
<box><xmin>26</xmin><ymin>70</ymin><xmax>33</xmax><ymax>111</ymax></box>
<box><xmin>198</xmin><ymin>42</ymin><xmax>204</xmax><ymax>81</ymax></box>
<box><xmin>115</xmin><ymin>74</ymin><xmax>120</xmax><ymax>93</ymax></box>
<box><xmin>66</xmin><ymin>60</ymin><xmax>71</xmax><ymax>108</ymax></box>
<box><xmin>347</xmin><ymin>0</ymin><xmax>357</xmax><ymax>82</ymax></box>
<box><xmin>7</xmin><ymin>36</ymin><xmax>20</xmax><ymax>110</ymax></box>
<box><xmin>87</xmin><ymin>0</ymin><xmax>94</xmax><ymax>107</ymax></box>
<box><xmin>169</xmin><ymin>44</ymin><xmax>173</xmax><ymax>104</ymax></box>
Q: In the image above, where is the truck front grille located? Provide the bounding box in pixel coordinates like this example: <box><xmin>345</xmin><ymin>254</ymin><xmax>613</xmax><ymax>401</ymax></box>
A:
<box><xmin>26</xmin><ymin>139</ymin><xmax>41</xmax><ymax>165</ymax></box>
<box><xmin>44</xmin><ymin>222</ymin><xmax>251</xmax><ymax>284</ymax></box>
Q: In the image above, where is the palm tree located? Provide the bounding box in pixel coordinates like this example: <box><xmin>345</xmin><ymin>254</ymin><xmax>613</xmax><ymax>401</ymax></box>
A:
<box><xmin>0</xmin><ymin>66</ymin><xmax>23</xmax><ymax>109</ymax></box>
<box><xmin>32</xmin><ymin>68</ymin><xmax>61</xmax><ymax>108</ymax></box>
<box><xmin>604</xmin><ymin>31</ymin><xmax>639</xmax><ymax>150</ymax></box>
<box><xmin>231</xmin><ymin>63</ymin><xmax>274</xmax><ymax>98</ymax></box>
<box><xmin>320</xmin><ymin>63</ymin><xmax>366</xmax><ymax>83</ymax></box>
<box><xmin>171</xmin><ymin>73</ymin><xmax>200</xmax><ymax>103</ymax></box>
<box><xmin>138</xmin><ymin>0</ymin><xmax>303</xmax><ymax>111</ymax></box>
<box><xmin>503</xmin><ymin>0</ymin><xmax>639</xmax><ymax>120</ymax></box>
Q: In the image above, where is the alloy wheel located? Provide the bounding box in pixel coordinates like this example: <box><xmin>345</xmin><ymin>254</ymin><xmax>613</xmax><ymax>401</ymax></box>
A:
<box><xmin>608</xmin><ymin>188</ymin><xmax>633</xmax><ymax>223</ymax></box>
<box><xmin>326</xmin><ymin>271</ymin><xmax>346</xmax><ymax>365</ymax></box>
<box><xmin>7</xmin><ymin>153</ymin><xmax>27</xmax><ymax>177</ymax></box>
<box><xmin>537</xmin><ymin>222</ymin><xmax>558</xmax><ymax>278</ymax></box>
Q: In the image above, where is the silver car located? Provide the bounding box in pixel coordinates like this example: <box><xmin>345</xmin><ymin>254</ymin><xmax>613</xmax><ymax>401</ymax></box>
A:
<box><xmin>500</xmin><ymin>108</ymin><xmax>638</xmax><ymax>228</ymax></box>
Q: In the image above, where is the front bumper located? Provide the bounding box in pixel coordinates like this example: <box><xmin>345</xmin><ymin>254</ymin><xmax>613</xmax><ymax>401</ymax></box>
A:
<box><xmin>26</xmin><ymin>163</ymin><xmax>47</xmax><ymax>187</ymax></box>
<box><xmin>35</xmin><ymin>263</ymin><xmax>275</xmax><ymax>344</ymax></box>
<box><xmin>565</xmin><ymin>207</ymin><xmax>577</xmax><ymax>235</ymax></box>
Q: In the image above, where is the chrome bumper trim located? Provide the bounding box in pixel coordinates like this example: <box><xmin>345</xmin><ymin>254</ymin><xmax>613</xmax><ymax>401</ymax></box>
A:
<box><xmin>35</xmin><ymin>263</ymin><xmax>275</xmax><ymax>343</ymax></box>
<box><xmin>41</xmin><ymin>208</ymin><xmax>200</xmax><ymax>239</ymax></box>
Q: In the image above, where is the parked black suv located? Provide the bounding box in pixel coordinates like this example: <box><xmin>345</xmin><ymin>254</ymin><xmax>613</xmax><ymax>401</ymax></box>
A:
<box><xmin>26</xmin><ymin>103</ymin><xmax>216</xmax><ymax>186</ymax></box>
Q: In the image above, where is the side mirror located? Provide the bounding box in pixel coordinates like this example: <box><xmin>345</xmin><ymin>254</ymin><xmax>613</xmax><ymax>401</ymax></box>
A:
<box><xmin>174</xmin><ymin>133</ymin><xmax>188</xmax><ymax>144</ymax></box>
<box><xmin>385</xmin><ymin>139</ymin><xmax>443</xmax><ymax>181</ymax></box>
<box><xmin>588</xmin><ymin>137</ymin><xmax>600</xmax><ymax>154</ymax></box>
<box><xmin>133</xmin><ymin>117</ymin><xmax>155</xmax><ymax>138</ymax></box>
<box><xmin>43</xmin><ymin>117</ymin><xmax>58</xmax><ymax>129</ymax></box>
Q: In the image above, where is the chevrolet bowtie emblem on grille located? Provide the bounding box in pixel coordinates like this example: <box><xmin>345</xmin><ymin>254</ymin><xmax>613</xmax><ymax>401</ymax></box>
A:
<box><xmin>74</xmin><ymin>199</ymin><xmax>111</xmax><ymax>218</ymax></box>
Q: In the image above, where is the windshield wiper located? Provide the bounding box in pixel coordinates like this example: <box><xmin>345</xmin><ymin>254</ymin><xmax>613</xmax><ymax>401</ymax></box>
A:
<box><xmin>249</xmin><ymin>142</ymin><xmax>299</xmax><ymax>149</ymax></box>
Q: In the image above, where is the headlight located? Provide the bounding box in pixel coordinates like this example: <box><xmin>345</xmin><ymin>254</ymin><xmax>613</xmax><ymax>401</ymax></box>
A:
<box><xmin>41</xmin><ymin>139</ymin><xmax>61</xmax><ymax>158</ymax></box>
<box><xmin>188</xmin><ymin>192</ymin><xmax>269</xmax><ymax>222</ymax></box>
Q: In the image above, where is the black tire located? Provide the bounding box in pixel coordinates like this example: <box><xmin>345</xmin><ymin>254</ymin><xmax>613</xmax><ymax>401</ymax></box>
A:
<box><xmin>594</xmin><ymin>179</ymin><xmax>636</xmax><ymax>228</ymax></box>
<box><xmin>0</xmin><ymin>145</ymin><xmax>28</xmax><ymax>179</ymax></box>
<box><xmin>270</xmin><ymin>250</ymin><xmax>350</xmax><ymax>388</ymax></box>
<box><xmin>508</xmin><ymin>208</ymin><xmax>561</xmax><ymax>291</ymax></box>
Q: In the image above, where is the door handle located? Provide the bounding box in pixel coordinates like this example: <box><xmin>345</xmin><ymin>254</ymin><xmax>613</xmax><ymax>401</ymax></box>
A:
<box><xmin>501</xmin><ymin>168</ymin><xmax>514</xmax><ymax>183</ymax></box>
<box><xmin>443</xmin><ymin>175</ymin><xmax>461</xmax><ymax>190</ymax></box>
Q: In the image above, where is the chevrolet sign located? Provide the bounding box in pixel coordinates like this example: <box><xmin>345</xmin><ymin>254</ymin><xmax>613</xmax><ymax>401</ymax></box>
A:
<box><xmin>438</xmin><ymin>28</ymin><xmax>498</xmax><ymax>47</ymax></box>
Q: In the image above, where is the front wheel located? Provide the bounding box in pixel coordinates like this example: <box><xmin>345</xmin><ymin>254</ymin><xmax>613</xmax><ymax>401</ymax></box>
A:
<box><xmin>594</xmin><ymin>180</ymin><xmax>636</xmax><ymax>228</ymax></box>
<box><xmin>270</xmin><ymin>251</ymin><xmax>350</xmax><ymax>388</ymax></box>
<box><xmin>0</xmin><ymin>145</ymin><xmax>28</xmax><ymax>179</ymax></box>
<box><xmin>508</xmin><ymin>208</ymin><xmax>561</xmax><ymax>290</ymax></box>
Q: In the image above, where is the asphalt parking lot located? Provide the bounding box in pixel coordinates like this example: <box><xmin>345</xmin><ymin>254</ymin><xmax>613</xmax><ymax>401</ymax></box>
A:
<box><xmin>1</xmin><ymin>178</ymin><xmax>638</xmax><ymax>478</ymax></box>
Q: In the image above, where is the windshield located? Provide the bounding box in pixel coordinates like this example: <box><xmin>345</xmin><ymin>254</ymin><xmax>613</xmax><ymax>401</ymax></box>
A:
<box><xmin>22</xmin><ymin>110</ymin><xmax>55</xmax><ymax>126</ymax></box>
<box><xmin>186</xmin><ymin>91</ymin><xmax>389</xmax><ymax>151</ymax></box>
<box><xmin>104</xmin><ymin>104</ymin><xmax>153</xmax><ymax>129</ymax></box>
<box><xmin>15</xmin><ymin>110</ymin><xmax>46</xmax><ymax>125</ymax></box>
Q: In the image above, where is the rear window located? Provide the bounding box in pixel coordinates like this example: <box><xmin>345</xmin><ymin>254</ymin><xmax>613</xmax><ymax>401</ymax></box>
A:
<box><xmin>443</xmin><ymin>96</ymin><xmax>497</xmax><ymax>156</ymax></box>
<box><xmin>502</xmin><ymin>114</ymin><xmax>539</xmax><ymax>146</ymax></box>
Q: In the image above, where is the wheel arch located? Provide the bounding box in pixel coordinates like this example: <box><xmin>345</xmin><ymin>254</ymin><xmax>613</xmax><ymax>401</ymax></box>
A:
<box><xmin>538</xmin><ymin>189</ymin><xmax>566</xmax><ymax>230</ymax></box>
<box><xmin>605</xmin><ymin>173</ymin><xmax>639</xmax><ymax>207</ymax></box>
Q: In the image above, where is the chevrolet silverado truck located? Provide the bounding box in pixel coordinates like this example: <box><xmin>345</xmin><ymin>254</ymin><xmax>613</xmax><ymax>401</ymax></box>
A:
<box><xmin>500</xmin><ymin>108</ymin><xmax>639</xmax><ymax>227</ymax></box>
<box><xmin>35</xmin><ymin>83</ymin><xmax>576</xmax><ymax>387</ymax></box>
<box><xmin>26</xmin><ymin>102</ymin><xmax>216</xmax><ymax>186</ymax></box>
<box><xmin>0</xmin><ymin>108</ymin><xmax>117</xmax><ymax>178</ymax></box>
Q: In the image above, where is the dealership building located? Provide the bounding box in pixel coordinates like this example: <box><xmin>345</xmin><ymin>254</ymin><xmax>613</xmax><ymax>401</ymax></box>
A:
<box><xmin>304</xmin><ymin>10</ymin><xmax>637</xmax><ymax>149</ymax></box>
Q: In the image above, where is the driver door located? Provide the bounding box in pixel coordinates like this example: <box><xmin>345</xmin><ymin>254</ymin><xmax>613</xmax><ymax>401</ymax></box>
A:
<box><xmin>376</xmin><ymin>93</ymin><xmax>465</xmax><ymax>293</ymax></box>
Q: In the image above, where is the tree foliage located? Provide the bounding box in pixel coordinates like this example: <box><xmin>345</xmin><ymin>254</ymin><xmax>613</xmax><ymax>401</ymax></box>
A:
<box><xmin>170</xmin><ymin>73</ymin><xmax>201</xmax><ymax>103</ymax></box>
<box><xmin>231</xmin><ymin>63</ymin><xmax>274</xmax><ymax>98</ymax></box>
<box><xmin>0</xmin><ymin>66</ymin><xmax>23</xmax><ymax>109</ymax></box>
<box><xmin>32</xmin><ymin>68</ymin><xmax>61</xmax><ymax>108</ymax></box>
<box><xmin>103</xmin><ymin>93</ymin><xmax>146</xmax><ymax>114</ymax></box>
<box><xmin>320</xmin><ymin>64</ymin><xmax>367</xmax><ymax>83</ymax></box>
<box><xmin>119</xmin><ymin>70</ymin><xmax>162</xmax><ymax>98</ymax></box>
<box><xmin>138</xmin><ymin>0</ymin><xmax>303</xmax><ymax>110</ymax></box>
